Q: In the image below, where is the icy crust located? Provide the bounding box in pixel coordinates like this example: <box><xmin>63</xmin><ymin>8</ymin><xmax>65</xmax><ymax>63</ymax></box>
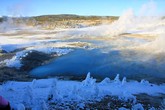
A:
<box><xmin>0</xmin><ymin>73</ymin><xmax>165</xmax><ymax>109</ymax></box>
<box><xmin>0</xmin><ymin>48</ymin><xmax>73</xmax><ymax>69</ymax></box>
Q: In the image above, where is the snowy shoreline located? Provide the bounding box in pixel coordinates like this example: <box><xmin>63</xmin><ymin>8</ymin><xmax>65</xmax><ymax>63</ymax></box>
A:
<box><xmin>0</xmin><ymin>73</ymin><xmax>165</xmax><ymax>109</ymax></box>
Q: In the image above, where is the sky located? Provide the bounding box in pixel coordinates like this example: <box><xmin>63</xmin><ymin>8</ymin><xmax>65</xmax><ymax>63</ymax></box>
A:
<box><xmin>0</xmin><ymin>0</ymin><xmax>164</xmax><ymax>17</ymax></box>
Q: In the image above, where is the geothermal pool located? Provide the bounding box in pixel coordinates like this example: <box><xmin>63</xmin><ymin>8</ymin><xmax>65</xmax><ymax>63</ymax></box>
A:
<box><xmin>30</xmin><ymin>39</ymin><xmax>165</xmax><ymax>83</ymax></box>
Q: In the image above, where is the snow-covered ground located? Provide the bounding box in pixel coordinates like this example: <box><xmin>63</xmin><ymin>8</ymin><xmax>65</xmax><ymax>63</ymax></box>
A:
<box><xmin>0</xmin><ymin>73</ymin><xmax>165</xmax><ymax>109</ymax></box>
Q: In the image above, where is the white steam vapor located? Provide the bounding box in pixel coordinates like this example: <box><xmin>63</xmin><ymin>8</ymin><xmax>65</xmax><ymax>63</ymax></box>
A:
<box><xmin>7</xmin><ymin>0</ymin><xmax>32</xmax><ymax>17</ymax></box>
<box><xmin>56</xmin><ymin>9</ymin><xmax>135</xmax><ymax>38</ymax></box>
<box><xmin>57</xmin><ymin>1</ymin><xmax>164</xmax><ymax>38</ymax></box>
<box><xmin>138</xmin><ymin>35</ymin><xmax>165</xmax><ymax>53</ymax></box>
<box><xmin>55</xmin><ymin>0</ymin><xmax>165</xmax><ymax>55</ymax></box>
<box><xmin>139</xmin><ymin>0</ymin><xmax>157</xmax><ymax>16</ymax></box>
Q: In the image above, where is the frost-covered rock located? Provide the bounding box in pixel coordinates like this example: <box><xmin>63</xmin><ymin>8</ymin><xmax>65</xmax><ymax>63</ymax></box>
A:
<box><xmin>5</xmin><ymin>56</ymin><xmax>22</xmax><ymax>69</ymax></box>
<box><xmin>76</xmin><ymin>103</ymin><xmax>85</xmax><ymax>109</ymax></box>
<box><xmin>100</xmin><ymin>77</ymin><xmax>111</xmax><ymax>85</ymax></box>
<box><xmin>69</xmin><ymin>85</ymin><xmax>81</xmax><ymax>100</ymax></box>
<box><xmin>71</xmin><ymin>85</ymin><xmax>79</xmax><ymax>95</ymax></box>
<box><xmin>2</xmin><ymin>81</ymin><xmax>15</xmax><ymax>91</ymax></box>
<box><xmin>132</xmin><ymin>103</ymin><xmax>144</xmax><ymax>110</ymax></box>
<box><xmin>122</xmin><ymin>77</ymin><xmax>127</xmax><ymax>85</ymax></box>
<box><xmin>68</xmin><ymin>86</ymin><xmax>82</xmax><ymax>101</ymax></box>
<box><xmin>93</xmin><ymin>84</ymin><xmax>99</xmax><ymax>97</ymax></box>
<box><xmin>31</xmin><ymin>79</ymin><xmax>37</xmax><ymax>89</ymax></box>
<box><xmin>48</xmin><ymin>79</ymin><xmax>62</xmax><ymax>101</ymax></box>
<box><xmin>118</xmin><ymin>107</ymin><xmax>129</xmax><ymax>110</ymax></box>
<box><xmin>140</xmin><ymin>79</ymin><xmax>150</xmax><ymax>85</ymax></box>
<box><xmin>3</xmin><ymin>50</ymin><xmax>27</xmax><ymax>69</ymax></box>
<box><xmin>119</xmin><ymin>91</ymin><xmax>136</xmax><ymax>104</ymax></box>
<box><xmin>16</xmin><ymin>103</ymin><xmax>25</xmax><ymax>110</ymax></box>
<box><xmin>41</xmin><ymin>100</ymin><xmax>48</xmax><ymax>110</ymax></box>
<box><xmin>114</xmin><ymin>74</ymin><xmax>120</xmax><ymax>83</ymax></box>
<box><xmin>22</xmin><ymin>85</ymin><xmax>34</xmax><ymax>107</ymax></box>
<box><xmin>82</xmin><ymin>72</ymin><xmax>96</xmax><ymax>87</ymax></box>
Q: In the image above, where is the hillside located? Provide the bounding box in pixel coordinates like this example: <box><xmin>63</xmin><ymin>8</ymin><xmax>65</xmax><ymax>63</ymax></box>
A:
<box><xmin>0</xmin><ymin>15</ymin><xmax>119</xmax><ymax>29</ymax></box>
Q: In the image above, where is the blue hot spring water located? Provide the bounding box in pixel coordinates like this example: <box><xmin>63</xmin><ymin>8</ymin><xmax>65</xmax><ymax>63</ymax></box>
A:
<box><xmin>30</xmin><ymin>48</ymin><xmax>165</xmax><ymax>83</ymax></box>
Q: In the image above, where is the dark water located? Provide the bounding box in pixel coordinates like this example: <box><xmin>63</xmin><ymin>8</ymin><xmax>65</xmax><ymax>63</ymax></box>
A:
<box><xmin>30</xmin><ymin>48</ymin><xmax>165</xmax><ymax>83</ymax></box>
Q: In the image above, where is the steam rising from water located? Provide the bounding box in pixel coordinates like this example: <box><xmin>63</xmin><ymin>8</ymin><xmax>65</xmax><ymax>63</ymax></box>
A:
<box><xmin>55</xmin><ymin>1</ymin><xmax>165</xmax><ymax>55</ymax></box>
<box><xmin>57</xmin><ymin>12</ymin><xmax>164</xmax><ymax>39</ymax></box>
<box><xmin>138</xmin><ymin>35</ymin><xmax>165</xmax><ymax>53</ymax></box>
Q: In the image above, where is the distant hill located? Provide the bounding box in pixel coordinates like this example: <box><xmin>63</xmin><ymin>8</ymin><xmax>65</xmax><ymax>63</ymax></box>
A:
<box><xmin>0</xmin><ymin>14</ymin><xmax>119</xmax><ymax>29</ymax></box>
<box><xmin>31</xmin><ymin>14</ymin><xmax>118</xmax><ymax>21</ymax></box>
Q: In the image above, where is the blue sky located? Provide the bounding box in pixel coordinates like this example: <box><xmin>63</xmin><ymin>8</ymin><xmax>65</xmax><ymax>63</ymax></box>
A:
<box><xmin>0</xmin><ymin>0</ymin><xmax>164</xmax><ymax>16</ymax></box>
